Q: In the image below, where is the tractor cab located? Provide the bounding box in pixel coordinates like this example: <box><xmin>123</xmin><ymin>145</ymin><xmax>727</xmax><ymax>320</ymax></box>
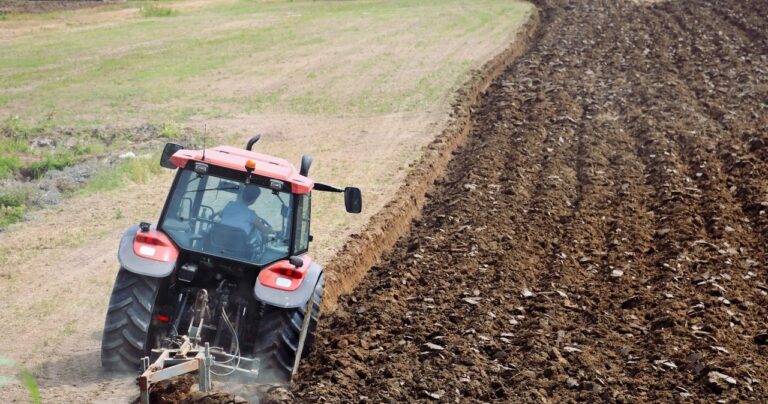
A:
<box><xmin>156</xmin><ymin>137</ymin><xmax>361</xmax><ymax>268</ymax></box>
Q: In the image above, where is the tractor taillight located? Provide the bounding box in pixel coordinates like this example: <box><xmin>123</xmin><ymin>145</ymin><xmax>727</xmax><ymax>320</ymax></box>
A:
<box><xmin>258</xmin><ymin>257</ymin><xmax>311</xmax><ymax>291</ymax></box>
<box><xmin>276</xmin><ymin>267</ymin><xmax>303</xmax><ymax>279</ymax></box>
<box><xmin>133</xmin><ymin>228</ymin><xmax>179</xmax><ymax>262</ymax></box>
<box><xmin>136</xmin><ymin>234</ymin><xmax>166</xmax><ymax>246</ymax></box>
<box><xmin>155</xmin><ymin>314</ymin><xmax>170</xmax><ymax>322</ymax></box>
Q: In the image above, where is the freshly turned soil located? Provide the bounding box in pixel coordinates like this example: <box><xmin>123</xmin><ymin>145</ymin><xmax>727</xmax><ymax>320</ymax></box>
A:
<box><xmin>294</xmin><ymin>0</ymin><xmax>768</xmax><ymax>401</ymax></box>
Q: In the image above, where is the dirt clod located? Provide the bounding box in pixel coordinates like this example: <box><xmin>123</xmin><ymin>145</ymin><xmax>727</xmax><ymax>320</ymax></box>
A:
<box><xmin>261</xmin><ymin>386</ymin><xmax>294</xmax><ymax>403</ymax></box>
<box><xmin>131</xmin><ymin>375</ymin><xmax>246</xmax><ymax>404</ymax></box>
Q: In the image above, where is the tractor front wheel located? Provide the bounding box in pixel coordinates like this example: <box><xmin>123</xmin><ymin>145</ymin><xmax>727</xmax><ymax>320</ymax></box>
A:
<box><xmin>101</xmin><ymin>268</ymin><xmax>164</xmax><ymax>372</ymax></box>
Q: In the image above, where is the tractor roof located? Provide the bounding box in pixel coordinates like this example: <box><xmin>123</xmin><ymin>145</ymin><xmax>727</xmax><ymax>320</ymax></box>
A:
<box><xmin>170</xmin><ymin>146</ymin><xmax>314</xmax><ymax>194</ymax></box>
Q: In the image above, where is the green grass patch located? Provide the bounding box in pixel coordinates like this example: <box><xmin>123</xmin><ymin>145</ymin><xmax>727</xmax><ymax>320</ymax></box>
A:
<box><xmin>140</xmin><ymin>4</ymin><xmax>176</xmax><ymax>18</ymax></box>
<box><xmin>1</xmin><ymin>115</ymin><xmax>57</xmax><ymax>139</ymax></box>
<box><xmin>0</xmin><ymin>116</ymin><xmax>115</xmax><ymax>179</ymax></box>
<box><xmin>83</xmin><ymin>154</ymin><xmax>162</xmax><ymax>193</ymax></box>
<box><xmin>21</xmin><ymin>152</ymin><xmax>79</xmax><ymax>179</ymax></box>
<box><xmin>159</xmin><ymin>122</ymin><xmax>183</xmax><ymax>140</ymax></box>
<box><xmin>0</xmin><ymin>138</ymin><xmax>31</xmax><ymax>154</ymax></box>
<box><xmin>0</xmin><ymin>156</ymin><xmax>20</xmax><ymax>179</ymax></box>
<box><xmin>0</xmin><ymin>188</ymin><xmax>29</xmax><ymax>208</ymax></box>
<box><xmin>0</xmin><ymin>188</ymin><xmax>29</xmax><ymax>230</ymax></box>
<box><xmin>0</xmin><ymin>205</ymin><xmax>25</xmax><ymax>229</ymax></box>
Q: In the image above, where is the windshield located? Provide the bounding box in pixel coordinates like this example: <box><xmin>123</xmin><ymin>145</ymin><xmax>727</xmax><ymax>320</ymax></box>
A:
<box><xmin>160</xmin><ymin>168</ymin><xmax>293</xmax><ymax>266</ymax></box>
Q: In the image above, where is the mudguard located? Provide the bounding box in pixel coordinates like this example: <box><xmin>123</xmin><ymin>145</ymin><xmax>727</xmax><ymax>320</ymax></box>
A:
<box><xmin>117</xmin><ymin>225</ymin><xmax>178</xmax><ymax>278</ymax></box>
<box><xmin>255</xmin><ymin>261</ymin><xmax>323</xmax><ymax>309</ymax></box>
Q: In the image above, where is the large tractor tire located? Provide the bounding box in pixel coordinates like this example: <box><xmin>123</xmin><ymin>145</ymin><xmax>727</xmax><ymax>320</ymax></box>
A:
<box><xmin>101</xmin><ymin>268</ymin><xmax>163</xmax><ymax>372</ymax></box>
<box><xmin>252</xmin><ymin>274</ymin><xmax>324</xmax><ymax>383</ymax></box>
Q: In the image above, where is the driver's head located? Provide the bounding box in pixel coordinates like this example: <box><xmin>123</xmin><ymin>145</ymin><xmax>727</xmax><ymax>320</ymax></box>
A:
<box><xmin>242</xmin><ymin>184</ymin><xmax>261</xmax><ymax>205</ymax></box>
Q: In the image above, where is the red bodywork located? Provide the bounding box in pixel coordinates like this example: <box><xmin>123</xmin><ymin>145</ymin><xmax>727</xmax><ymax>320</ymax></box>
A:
<box><xmin>169</xmin><ymin>146</ymin><xmax>314</xmax><ymax>194</ymax></box>
<box><xmin>258</xmin><ymin>255</ymin><xmax>312</xmax><ymax>292</ymax></box>
<box><xmin>133</xmin><ymin>226</ymin><xmax>179</xmax><ymax>262</ymax></box>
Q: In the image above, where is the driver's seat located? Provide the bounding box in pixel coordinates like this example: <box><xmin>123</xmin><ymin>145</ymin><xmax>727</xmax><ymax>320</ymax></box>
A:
<box><xmin>205</xmin><ymin>223</ymin><xmax>251</xmax><ymax>261</ymax></box>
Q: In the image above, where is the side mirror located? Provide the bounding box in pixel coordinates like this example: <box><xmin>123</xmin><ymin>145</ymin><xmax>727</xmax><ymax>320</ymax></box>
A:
<box><xmin>344</xmin><ymin>187</ymin><xmax>362</xmax><ymax>214</ymax></box>
<box><xmin>160</xmin><ymin>142</ymin><xmax>184</xmax><ymax>169</ymax></box>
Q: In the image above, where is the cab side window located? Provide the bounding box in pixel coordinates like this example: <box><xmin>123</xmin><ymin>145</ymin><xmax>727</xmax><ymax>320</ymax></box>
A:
<box><xmin>294</xmin><ymin>193</ymin><xmax>311</xmax><ymax>253</ymax></box>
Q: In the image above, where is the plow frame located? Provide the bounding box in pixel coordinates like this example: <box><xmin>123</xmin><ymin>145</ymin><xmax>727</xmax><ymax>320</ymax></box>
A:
<box><xmin>138</xmin><ymin>340</ymin><xmax>212</xmax><ymax>404</ymax></box>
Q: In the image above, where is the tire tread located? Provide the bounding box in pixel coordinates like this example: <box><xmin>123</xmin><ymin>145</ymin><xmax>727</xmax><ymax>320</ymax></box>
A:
<box><xmin>100</xmin><ymin>268</ymin><xmax>161</xmax><ymax>372</ymax></box>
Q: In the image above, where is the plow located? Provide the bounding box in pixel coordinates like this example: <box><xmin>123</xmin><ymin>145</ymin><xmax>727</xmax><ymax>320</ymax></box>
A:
<box><xmin>100</xmin><ymin>135</ymin><xmax>361</xmax><ymax>402</ymax></box>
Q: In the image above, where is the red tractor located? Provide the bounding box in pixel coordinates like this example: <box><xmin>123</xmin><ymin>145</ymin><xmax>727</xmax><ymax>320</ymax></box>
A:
<box><xmin>100</xmin><ymin>136</ymin><xmax>361</xmax><ymax>387</ymax></box>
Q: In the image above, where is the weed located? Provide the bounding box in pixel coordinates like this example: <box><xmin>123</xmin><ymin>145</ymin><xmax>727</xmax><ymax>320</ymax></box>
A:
<box><xmin>160</xmin><ymin>122</ymin><xmax>182</xmax><ymax>140</ymax></box>
<box><xmin>0</xmin><ymin>205</ymin><xmax>25</xmax><ymax>229</ymax></box>
<box><xmin>0</xmin><ymin>156</ymin><xmax>20</xmax><ymax>179</ymax></box>
<box><xmin>140</xmin><ymin>4</ymin><xmax>176</xmax><ymax>18</ymax></box>
<box><xmin>114</xmin><ymin>208</ymin><xmax>123</xmax><ymax>219</ymax></box>
<box><xmin>0</xmin><ymin>189</ymin><xmax>27</xmax><ymax>208</ymax></box>
<box><xmin>0</xmin><ymin>138</ymin><xmax>30</xmax><ymax>154</ymax></box>
<box><xmin>0</xmin><ymin>12</ymin><xmax>6</xmax><ymax>22</ymax></box>
<box><xmin>1</xmin><ymin>116</ymin><xmax>25</xmax><ymax>137</ymax></box>
<box><xmin>1</xmin><ymin>115</ymin><xmax>58</xmax><ymax>139</ymax></box>
<box><xmin>0</xmin><ymin>357</ymin><xmax>41</xmax><ymax>404</ymax></box>
<box><xmin>19</xmin><ymin>370</ymin><xmax>41</xmax><ymax>404</ymax></box>
<box><xmin>71</xmin><ymin>142</ymin><xmax>105</xmax><ymax>156</ymax></box>
<box><xmin>62</xmin><ymin>320</ymin><xmax>77</xmax><ymax>336</ymax></box>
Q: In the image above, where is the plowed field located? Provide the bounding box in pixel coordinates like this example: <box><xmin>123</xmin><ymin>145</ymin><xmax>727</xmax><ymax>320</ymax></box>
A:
<box><xmin>294</xmin><ymin>0</ymin><xmax>768</xmax><ymax>401</ymax></box>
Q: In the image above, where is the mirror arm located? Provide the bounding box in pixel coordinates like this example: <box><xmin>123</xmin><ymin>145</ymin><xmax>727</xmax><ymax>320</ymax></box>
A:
<box><xmin>313</xmin><ymin>182</ymin><xmax>344</xmax><ymax>193</ymax></box>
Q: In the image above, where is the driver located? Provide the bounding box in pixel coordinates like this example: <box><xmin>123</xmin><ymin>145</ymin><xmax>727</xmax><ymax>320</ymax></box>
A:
<box><xmin>219</xmin><ymin>184</ymin><xmax>273</xmax><ymax>236</ymax></box>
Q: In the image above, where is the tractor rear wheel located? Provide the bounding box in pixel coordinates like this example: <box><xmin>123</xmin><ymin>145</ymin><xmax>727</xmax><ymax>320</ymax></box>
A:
<box><xmin>252</xmin><ymin>273</ymin><xmax>324</xmax><ymax>383</ymax></box>
<box><xmin>101</xmin><ymin>268</ymin><xmax>163</xmax><ymax>372</ymax></box>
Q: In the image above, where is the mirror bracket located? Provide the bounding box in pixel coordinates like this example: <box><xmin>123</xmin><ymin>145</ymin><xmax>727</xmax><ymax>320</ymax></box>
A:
<box><xmin>289</xmin><ymin>256</ymin><xmax>304</xmax><ymax>268</ymax></box>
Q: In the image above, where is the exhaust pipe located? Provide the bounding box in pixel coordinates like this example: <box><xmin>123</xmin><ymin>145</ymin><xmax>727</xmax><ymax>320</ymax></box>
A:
<box><xmin>246</xmin><ymin>134</ymin><xmax>261</xmax><ymax>151</ymax></box>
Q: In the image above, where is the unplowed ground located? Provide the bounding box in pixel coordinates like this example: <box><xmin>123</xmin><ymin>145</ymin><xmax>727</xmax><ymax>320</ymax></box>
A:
<box><xmin>295</xmin><ymin>0</ymin><xmax>768</xmax><ymax>401</ymax></box>
<box><xmin>0</xmin><ymin>1</ymin><xmax>109</xmax><ymax>14</ymax></box>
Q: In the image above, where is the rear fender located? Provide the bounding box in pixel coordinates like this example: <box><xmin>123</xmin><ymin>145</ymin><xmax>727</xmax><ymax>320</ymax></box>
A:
<box><xmin>117</xmin><ymin>225</ymin><xmax>178</xmax><ymax>278</ymax></box>
<box><xmin>255</xmin><ymin>258</ymin><xmax>322</xmax><ymax>309</ymax></box>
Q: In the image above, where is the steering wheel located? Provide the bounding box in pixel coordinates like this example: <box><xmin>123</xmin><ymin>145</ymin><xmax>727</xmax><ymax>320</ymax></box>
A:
<box><xmin>256</xmin><ymin>216</ymin><xmax>275</xmax><ymax>235</ymax></box>
<box><xmin>248</xmin><ymin>219</ymin><xmax>274</xmax><ymax>260</ymax></box>
<box><xmin>249</xmin><ymin>229</ymin><xmax>266</xmax><ymax>260</ymax></box>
